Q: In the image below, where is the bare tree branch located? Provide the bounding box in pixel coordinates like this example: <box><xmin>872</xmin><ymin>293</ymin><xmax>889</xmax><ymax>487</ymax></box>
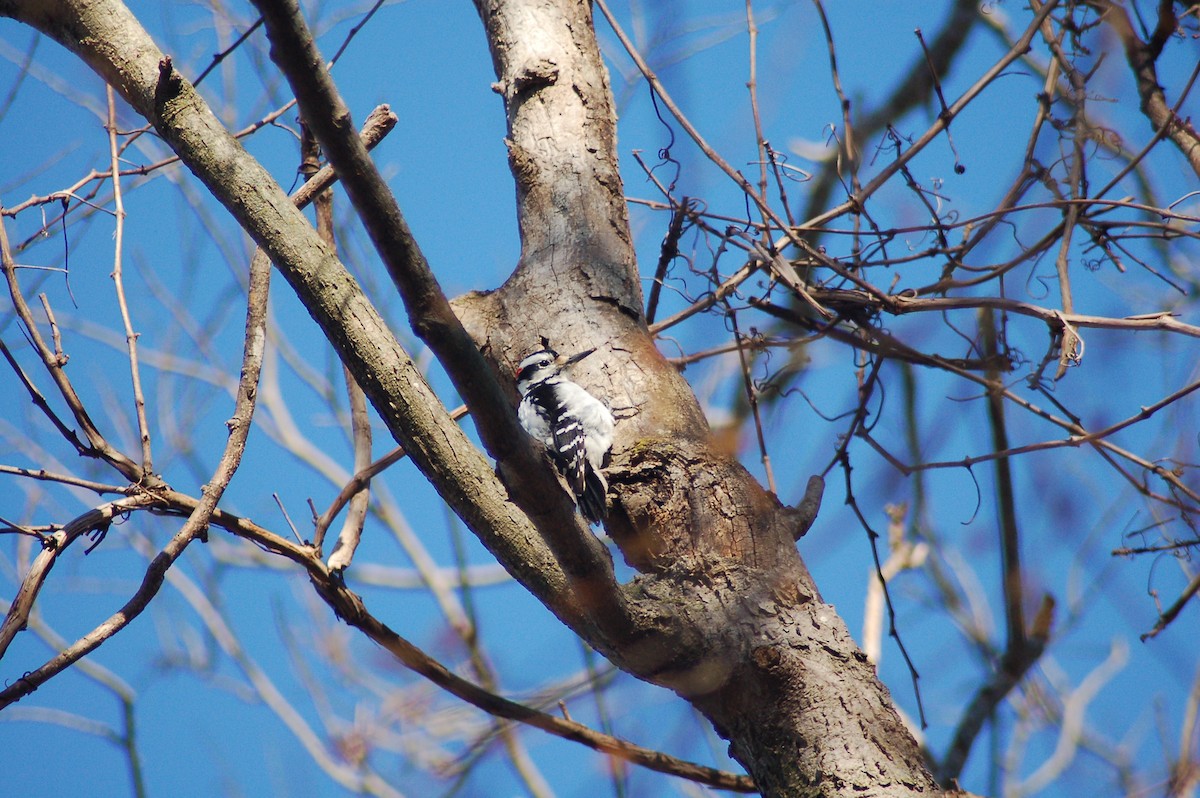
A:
<box><xmin>1095</xmin><ymin>0</ymin><xmax>1200</xmax><ymax>178</ymax></box>
<box><xmin>248</xmin><ymin>0</ymin><xmax>620</xmax><ymax>604</ymax></box>
<box><xmin>105</xmin><ymin>85</ymin><xmax>154</xmax><ymax>473</ymax></box>
<box><xmin>0</xmin><ymin>0</ymin><xmax>582</xmax><ymax>622</ymax></box>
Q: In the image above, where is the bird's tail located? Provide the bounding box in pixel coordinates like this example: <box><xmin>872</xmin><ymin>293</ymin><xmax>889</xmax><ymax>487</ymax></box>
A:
<box><xmin>579</xmin><ymin>466</ymin><xmax>608</xmax><ymax>524</ymax></box>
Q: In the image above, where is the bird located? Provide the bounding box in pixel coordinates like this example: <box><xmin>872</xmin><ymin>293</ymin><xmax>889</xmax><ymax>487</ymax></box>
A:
<box><xmin>515</xmin><ymin>345</ymin><xmax>616</xmax><ymax>524</ymax></box>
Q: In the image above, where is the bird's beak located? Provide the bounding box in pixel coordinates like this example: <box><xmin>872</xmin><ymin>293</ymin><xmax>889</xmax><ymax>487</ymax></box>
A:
<box><xmin>561</xmin><ymin>347</ymin><xmax>596</xmax><ymax>367</ymax></box>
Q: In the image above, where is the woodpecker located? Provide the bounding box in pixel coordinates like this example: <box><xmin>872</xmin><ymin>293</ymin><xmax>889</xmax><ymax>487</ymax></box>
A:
<box><xmin>515</xmin><ymin>346</ymin><xmax>615</xmax><ymax>524</ymax></box>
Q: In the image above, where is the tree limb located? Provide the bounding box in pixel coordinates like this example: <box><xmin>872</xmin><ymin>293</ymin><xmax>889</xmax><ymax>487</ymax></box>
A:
<box><xmin>1094</xmin><ymin>0</ymin><xmax>1200</xmax><ymax>178</ymax></box>
<box><xmin>249</xmin><ymin>0</ymin><xmax>620</xmax><ymax>602</ymax></box>
<box><xmin>0</xmin><ymin>0</ymin><xmax>589</xmax><ymax>627</ymax></box>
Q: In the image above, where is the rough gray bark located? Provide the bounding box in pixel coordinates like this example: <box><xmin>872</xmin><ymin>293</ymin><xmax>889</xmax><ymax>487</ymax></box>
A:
<box><xmin>0</xmin><ymin>0</ymin><xmax>960</xmax><ymax>794</ymax></box>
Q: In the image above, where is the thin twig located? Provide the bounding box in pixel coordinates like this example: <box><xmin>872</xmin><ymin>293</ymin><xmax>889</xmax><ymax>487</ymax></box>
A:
<box><xmin>106</xmin><ymin>85</ymin><xmax>154</xmax><ymax>473</ymax></box>
<box><xmin>313</xmin><ymin>405</ymin><xmax>469</xmax><ymax>546</ymax></box>
<box><xmin>746</xmin><ymin>0</ymin><xmax>770</xmax><ymax>231</ymax></box>
<box><xmin>644</xmin><ymin>198</ymin><xmax>688</xmax><ymax>325</ymax></box>
<box><xmin>0</xmin><ymin>495</ymin><xmax>155</xmax><ymax>662</ymax></box>
<box><xmin>1142</xmin><ymin>570</ymin><xmax>1200</xmax><ymax>641</ymax></box>
<box><xmin>727</xmin><ymin>307</ymin><xmax>777</xmax><ymax>494</ymax></box>
<box><xmin>812</xmin><ymin>0</ymin><xmax>861</xmax><ymax>200</ymax></box>
<box><xmin>649</xmin><ymin>260</ymin><xmax>760</xmax><ymax>334</ymax></box>
<box><xmin>37</xmin><ymin>294</ymin><xmax>66</xmax><ymax>363</ymax></box>
<box><xmin>1</xmin><ymin>219</ymin><xmax>145</xmax><ymax>482</ymax></box>
<box><xmin>310</xmin><ymin>127</ymin><xmax>372</xmax><ymax>568</ymax></box>
<box><xmin>193</xmin><ymin>17</ymin><xmax>264</xmax><ymax>87</ymax></box>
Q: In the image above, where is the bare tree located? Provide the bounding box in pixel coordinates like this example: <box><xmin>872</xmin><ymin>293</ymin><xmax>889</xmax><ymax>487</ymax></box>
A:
<box><xmin>2</xmin><ymin>1</ymin><xmax>1199</xmax><ymax>796</ymax></box>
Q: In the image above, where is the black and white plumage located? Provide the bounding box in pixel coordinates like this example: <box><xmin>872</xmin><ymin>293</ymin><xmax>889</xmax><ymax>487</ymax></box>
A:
<box><xmin>516</xmin><ymin>347</ymin><xmax>615</xmax><ymax>524</ymax></box>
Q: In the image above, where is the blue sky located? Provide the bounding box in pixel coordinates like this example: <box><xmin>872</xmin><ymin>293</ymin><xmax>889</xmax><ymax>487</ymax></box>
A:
<box><xmin>2</xmin><ymin>1</ymin><xmax>1199</xmax><ymax>796</ymax></box>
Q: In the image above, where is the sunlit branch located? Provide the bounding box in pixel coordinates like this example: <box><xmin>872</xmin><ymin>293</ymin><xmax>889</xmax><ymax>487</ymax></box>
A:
<box><xmin>251</xmin><ymin>0</ymin><xmax>618</xmax><ymax>610</ymax></box>
<box><xmin>106</xmin><ymin>85</ymin><xmax>154</xmax><ymax>474</ymax></box>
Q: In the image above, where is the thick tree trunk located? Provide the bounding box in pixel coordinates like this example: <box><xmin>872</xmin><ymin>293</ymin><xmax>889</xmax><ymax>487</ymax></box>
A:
<box><xmin>0</xmin><ymin>0</ymin><xmax>957</xmax><ymax>792</ymax></box>
<box><xmin>462</xmin><ymin>1</ymin><xmax>950</xmax><ymax>796</ymax></box>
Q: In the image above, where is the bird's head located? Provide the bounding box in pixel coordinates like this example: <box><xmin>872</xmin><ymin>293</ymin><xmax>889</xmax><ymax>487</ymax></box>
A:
<box><xmin>515</xmin><ymin>345</ymin><xmax>596</xmax><ymax>392</ymax></box>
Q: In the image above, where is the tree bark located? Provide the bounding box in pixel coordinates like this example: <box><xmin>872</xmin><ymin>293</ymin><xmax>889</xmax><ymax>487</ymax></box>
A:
<box><xmin>462</xmin><ymin>1</ymin><xmax>949</xmax><ymax>795</ymax></box>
